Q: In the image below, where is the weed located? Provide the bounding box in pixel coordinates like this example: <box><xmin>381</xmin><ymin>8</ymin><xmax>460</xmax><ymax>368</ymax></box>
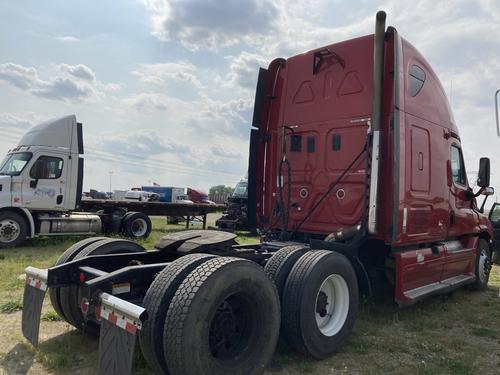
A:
<box><xmin>41</xmin><ymin>310</ymin><xmax>62</xmax><ymax>322</ymax></box>
<box><xmin>0</xmin><ymin>299</ymin><xmax>23</xmax><ymax>313</ymax></box>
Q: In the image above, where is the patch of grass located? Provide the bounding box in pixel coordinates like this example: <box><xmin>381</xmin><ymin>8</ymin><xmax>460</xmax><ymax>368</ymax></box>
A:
<box><xmin>41</xmin><ymin>310</ymin><xmax>62</xmax><ymax>322</ymax></box>
<box><xmin>294</xmin><ymin>359</ymin><xmax>316</xmax><ymax>373</ymax></box>
<box><xmin>37</xmin><ymin>350</ymin><xmax>72</xmax><ymax>370</ymax></box>
<box><xmin>0</xmin><ymin>299</ymin><xmax>23</xmax><ymax>313</ymax></box>
<box><xmin>470</xmin><ymin>326</ymin><xmax>497</xmax><ymax>339</ymax></box>
<box><xmin>35</xmin><ymin>331</ymin><xmax>97</xmax><ymax>371</ymax></box>
<box><xmin>1</xmin><ymin>218</ymin><xmax>499</xmax><ymax>375</ymax></box>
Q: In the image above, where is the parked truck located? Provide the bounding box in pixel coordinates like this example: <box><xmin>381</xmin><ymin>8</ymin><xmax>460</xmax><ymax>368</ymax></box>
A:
<box><xmin>215</xmin><ymin>178</ymin><xmax>249</xmax><ymax>230</ymax></box>
<box><xmin>0</xmin><ymin>115</ymin><xmax>154</xmax><ymax>246</ymax></box>
<box><xmin>21</xmin><ymin>11</ymin><xmax>497</xmax><ymax>375</ymax></box>
<box><xmin>141</xmin><ymin>186</ymin><xmax>185</xmax><ymax>203</ymax></box>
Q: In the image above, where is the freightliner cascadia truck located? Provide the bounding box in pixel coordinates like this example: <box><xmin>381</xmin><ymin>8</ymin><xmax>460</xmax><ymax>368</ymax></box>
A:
<box><xmin>0</xmin><ymin>115</ymin><xmax>154</xmax><ymax>245</ymax></box>
<box><xmin>0</xmin><ymin>116</ymin><xmax>223</xmax><ymax>246</ymax></box>
<box><xmin>20</xmin><ymin>11</ymin><xmax>497</xmax><ymax>375</ymax></box>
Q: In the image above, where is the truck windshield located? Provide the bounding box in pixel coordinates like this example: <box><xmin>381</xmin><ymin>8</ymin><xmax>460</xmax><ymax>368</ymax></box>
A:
<box><xmin>0</xmin><ymin>152</ymin><xmax>32</xmax><ymax>176</ymax></box>
<box><xmin>232</xmin><ymin>181</ymin><xmax>248</xmax><ymax>198</ymax></box>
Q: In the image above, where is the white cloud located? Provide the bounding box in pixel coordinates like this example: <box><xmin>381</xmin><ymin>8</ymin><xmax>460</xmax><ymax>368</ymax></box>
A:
<box><xmin>124</xmin><ymin>92</ymin><xmax>173</xmax><ymax>111</ymax></box>
<box><xmin>132</xmin><ymin>62</ymin><xmax>201</xmax><ymax>88</ymax></box>
<box><xmin>97</xmin><ymin>131</ymin><xmax>190</xmax><ymax>157</ymax></box>
<box><xmin>0</xmin><ymin>63</ymin><xmax>39</xmax><ymax>90</ymax></box>
<box><xmin>55</xmin><ymin>36</ymin><xmax>80</xmax><ymax>42</ymax></box>
<box><xmin>226</xmin><ymin>51</ymin><xmax>268</xmax><ymax>89</ymax></box>
<box><xmin>139</xmin><ymin>0</ymin><xmax>279</xmax><ymax>51</ymax></box>
<box><xmin>59</xmin><ymin>64</ymin><xmax>96</xmax><ymax>82</ymax></box>
<box><xmin>0</xmin><ymin>63</ymin><xmax>118</xmax><ymax>102</ymax></box>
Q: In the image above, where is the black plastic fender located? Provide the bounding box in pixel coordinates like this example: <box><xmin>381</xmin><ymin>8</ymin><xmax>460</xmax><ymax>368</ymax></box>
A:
<box><xmin>309</xmin><ymin>239</ymin><xmax>372</xmax><ymax>298</ymax></box>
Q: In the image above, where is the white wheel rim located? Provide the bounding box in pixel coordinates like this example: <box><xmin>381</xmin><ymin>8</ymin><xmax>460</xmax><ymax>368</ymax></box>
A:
<box><xmin>478</xmin><ymin>249</ymin><xmax>489</xmax><ymax>283</ymax></box>
<box><xmin>0</xmin><ymin>219</ymin><xmax>20</xmax><ymax>243</ymax></box>
<box><xmin>315</xmin><ymin>274</ymin><xmax>349</xmax><ymax>337</ymax></box>
<box><xmin>131</xmin><ymin>218</ymin><xmax>147</xmax><ymax>237</ymax></box>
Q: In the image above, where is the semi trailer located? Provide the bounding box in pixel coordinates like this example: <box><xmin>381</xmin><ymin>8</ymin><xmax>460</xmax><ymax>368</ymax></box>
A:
<box><xmin>21</xmin><ymin>11</ymin><xmax>497</xmax><ymax>375</ymax></box>
<box><xmin>0</xmin><ymin>116</ymin><xmax>225</xmax><ymax>246</ymax></box>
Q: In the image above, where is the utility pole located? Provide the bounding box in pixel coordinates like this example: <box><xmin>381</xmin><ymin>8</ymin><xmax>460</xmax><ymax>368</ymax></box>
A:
<box><xmin>109</xmin><ymin>171</ymin><xmax>113</xmax><ymax>193</ymax></box>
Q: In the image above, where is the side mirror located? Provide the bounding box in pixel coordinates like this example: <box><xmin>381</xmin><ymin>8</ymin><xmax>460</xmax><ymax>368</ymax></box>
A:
<box><xmin>481</xmin><ymin>186</ymin><xmax>494</xmax><ymax>196</ymax></box>
<box><xmin>477</xmin><ymin>157</ymin><xmax>490</xmax><ymax>188</ymax></box>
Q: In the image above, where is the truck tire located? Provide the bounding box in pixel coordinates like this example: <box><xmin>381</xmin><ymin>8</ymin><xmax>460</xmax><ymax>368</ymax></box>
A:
<box><xmin>472</xmin><ymin>239</ymin><xmax>492</xmax><ymax>290</ymax></box>
<box><xmin>0</xmin><ymin>211</ymin><xmax>28</xmax><ymax>248</ymax></box>
<box><xmin>140</xmin><ymin>253</ymin><xmax>217</xmax><ymax>374</ymax></box>
<box><xmin>282</xmin><ymin>250</ymin><xmax>358</xmax><ymax>359</ymax></box>
<box><xmin>59</xmin><ymin>239</ymin><xmax>145</xmax><ymax>335</ymax></box>
<box><xmin>163</xmin><ymin>257</ymin><xmax>280</xmax><ymax>375</ymax></box>
<box><xmin>49</xmin><ymin>237</ymin><xmax>108</xmax><ymax>321</ymax></box>
<box><xmin>264</xmin><ymin>245</ymin><xmax>309</xmax><ymax>299</ymax></box>
<box><xmin>122</xmin><ymin>212</ymin><xmax>152</xmax><ymax>239</ymax></box>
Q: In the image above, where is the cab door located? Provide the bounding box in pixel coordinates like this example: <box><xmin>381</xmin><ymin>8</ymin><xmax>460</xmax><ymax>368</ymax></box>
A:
<box><xmin>444</xmin><ymin>143</ymin><xmax>476</xmax><ymax>279</ymax></box>
<box><xmin>22</xmin><ymin>153</ymin><xmax>68</xmax><ymax>211</ymax></box>
<box><xmin>489</xmin><ymin>203</ymin><xmax>500</xmax><ymax>253</ymax></box>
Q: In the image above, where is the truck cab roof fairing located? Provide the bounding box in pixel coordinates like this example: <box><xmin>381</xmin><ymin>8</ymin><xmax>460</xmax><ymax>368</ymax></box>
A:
<box><xmin>18</xmin><ymin>115</ymin><xmax>82</xmax><ymax>154</ymax></box>
<box><xmin>400</xmin><ymin>38</ymin><xmax>456</xmax><ymax>133</ymax></box>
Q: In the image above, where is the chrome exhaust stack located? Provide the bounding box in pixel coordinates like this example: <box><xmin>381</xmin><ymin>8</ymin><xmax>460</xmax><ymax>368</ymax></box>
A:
<box><xmin>368</xmin><ymin>10</ymin><xmax>387</xmax><ymax>234</ymax></box>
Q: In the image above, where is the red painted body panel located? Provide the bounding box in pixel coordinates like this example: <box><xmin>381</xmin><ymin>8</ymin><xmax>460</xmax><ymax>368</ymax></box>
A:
<box><xmin>257</xmin><ymin>36</ymin><xmax>377</xmax><ymax>235</ymax></box>
<box><xmin>252</xmin><ymin>26</ymin><xmax>493</xmax><ymax>303</ymax></box>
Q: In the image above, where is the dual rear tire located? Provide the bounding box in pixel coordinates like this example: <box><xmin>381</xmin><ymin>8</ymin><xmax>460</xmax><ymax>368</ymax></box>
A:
<box><xmin>140</xmin><ymin>255</ymin><xmax>281</xmax><ymax>375</ymax></box>
<box><xmin>265</xmin><ymin>247</ymin><xmax>359</xmax><ymax>359</ymax></box>
<box><xmin>50</xmin><ymin>238</ymin><xmax>145</xmax><ymax>334</ymax></box>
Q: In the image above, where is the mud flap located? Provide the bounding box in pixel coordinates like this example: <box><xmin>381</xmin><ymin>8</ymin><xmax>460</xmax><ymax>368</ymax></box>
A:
<box><xmin>21</xmin><ymin>267</ymin><xmax>48</xmax><ymax>346</ymax></box>
<box><xmin>97</xmin><ymin>293</ymin><xmax>146</xmax><ymax>375</ymax></box>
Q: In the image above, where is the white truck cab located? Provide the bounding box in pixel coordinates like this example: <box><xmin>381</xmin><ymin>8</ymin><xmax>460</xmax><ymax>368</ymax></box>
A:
<box><xmin>0</xmin><ymin>115</ymin><xmax>150</xmax><ymax>247</ymax></box>
<box><xmin>0</xmin><ymin>115</ymin><xmax>83</xmax><ymax>212</ymax></box>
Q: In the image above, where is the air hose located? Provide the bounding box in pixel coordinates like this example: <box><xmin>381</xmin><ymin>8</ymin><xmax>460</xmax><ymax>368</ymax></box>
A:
<box><xmin>291</xmin><ymin>141</ymin><xmax>368</xmax><ymax>237</ymax></box>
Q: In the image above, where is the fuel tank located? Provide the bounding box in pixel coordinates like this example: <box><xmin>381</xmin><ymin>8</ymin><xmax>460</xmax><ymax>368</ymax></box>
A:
<box><xmin>37</xmin><ymin>213</ymin><xmax>101</xmax><ymax>234</ymax></box>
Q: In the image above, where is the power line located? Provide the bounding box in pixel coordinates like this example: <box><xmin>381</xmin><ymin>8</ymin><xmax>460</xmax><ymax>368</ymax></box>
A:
<box><xmin>0</xmin><ymin>134</ymin><xmax>243</xmax><ymax>180</ymax></box>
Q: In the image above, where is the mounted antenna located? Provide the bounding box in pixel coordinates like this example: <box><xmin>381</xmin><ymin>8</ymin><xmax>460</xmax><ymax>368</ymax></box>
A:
<box><xmin>495</xmin><ymin>89</ymin><xmax>500</xmax><ymax>137</ymax></box>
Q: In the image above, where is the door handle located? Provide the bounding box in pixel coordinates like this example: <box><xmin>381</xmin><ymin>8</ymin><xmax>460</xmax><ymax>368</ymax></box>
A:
<box><xmin>56</xmin><ymin>195</ymin><xmax>63</xmax><ymax>205</ymax></box>
<box><xmin>450</xmin><ymin>210</ymin><xmax>456</xmax><ymax>225</ymax></box>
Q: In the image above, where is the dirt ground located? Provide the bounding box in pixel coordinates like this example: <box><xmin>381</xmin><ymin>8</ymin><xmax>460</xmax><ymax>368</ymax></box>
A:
<box><xmin>1</xmin><ymin>223</ymin><xmax>499</xmax><ymax>374</ymax></box>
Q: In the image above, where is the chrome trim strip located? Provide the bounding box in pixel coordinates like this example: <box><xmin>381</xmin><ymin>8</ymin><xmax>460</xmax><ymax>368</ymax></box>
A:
<box><xmin>368</xmin><ymin>130</ymin><xmax>381</xmax><ymax>234</ymax></box>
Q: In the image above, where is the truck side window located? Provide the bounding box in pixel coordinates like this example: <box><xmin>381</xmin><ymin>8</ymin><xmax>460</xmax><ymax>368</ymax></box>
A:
<box><xmin>409</xmin><ymin>65</ymin><xmax>426</xmax><ymax>97</ymax></box>
<box><xmin>307</xmin><ymin>136</ymin><xmax>315</xmax><ymax>152</ymax></box>
<box><xmin>30</xmin><ymin>156</ymin><xmax>64</xmax><ymax>179</ymax></box>
<box><xmin>290</xmin><ymin>135</ymin><xmax>302</xmax><ymax>152</ymax></box>
<box><xmin>450</xmin><ymin>146</ymin><xmax>466</xmax><ymax>186</ymax></box>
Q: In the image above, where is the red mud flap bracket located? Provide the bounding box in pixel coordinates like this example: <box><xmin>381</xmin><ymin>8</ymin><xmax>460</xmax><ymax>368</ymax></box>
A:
<box><xmin>97</xmin><ymin>293</ymin><xmax>146</xmax><ymax>375</ymax></box>
<box><xmin>22</xmin><ymin>266</ymin><xmax>48</xmax><ymax>346</ymax></box>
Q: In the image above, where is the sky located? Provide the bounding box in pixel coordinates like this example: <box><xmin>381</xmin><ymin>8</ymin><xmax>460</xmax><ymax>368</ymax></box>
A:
<box><xmin>0</xmin><ymin>0</ymin><xmax>500</xmax><ymax>199</ymax></box>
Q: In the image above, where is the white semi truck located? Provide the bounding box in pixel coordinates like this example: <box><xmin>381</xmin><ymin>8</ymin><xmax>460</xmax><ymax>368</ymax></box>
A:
<box><xmin>0</xmin><ymin>115</ymin><xmax>152</xmax><ymax>247</ymax></box>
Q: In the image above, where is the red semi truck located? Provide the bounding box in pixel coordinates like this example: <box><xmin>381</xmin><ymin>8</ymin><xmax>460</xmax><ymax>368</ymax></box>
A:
<box><xmin>21</xmin><ymin>11</ymin><xmax>496</xmax><ymax>375</ymax></box>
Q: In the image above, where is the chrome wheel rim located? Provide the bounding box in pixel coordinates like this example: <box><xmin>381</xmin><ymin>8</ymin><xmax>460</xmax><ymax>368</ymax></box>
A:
<box><xmin>0</xmin><ymin>219</ymin><xmax>20</xmax><ymax>243</ymax></box>
<box><xmin>130</xmin><ymin>218</ymin><xmax>147</xmax><ymax>237</ymax></box>
<box><xmin>315</xmin><ymin>274</ymin><xmax>349</xmax><ymax>337</ymax></box>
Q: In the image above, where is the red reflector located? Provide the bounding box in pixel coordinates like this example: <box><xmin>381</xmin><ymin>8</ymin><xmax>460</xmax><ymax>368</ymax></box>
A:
<box><xmin>80</xmin><ymin>298</ymin><xmax>89</xmax><ymax>314</ymax></box>
<box><xmin>79</xmin><ymin>272</ymin><xmax>85</xmax><ymax>283</ymax></box>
